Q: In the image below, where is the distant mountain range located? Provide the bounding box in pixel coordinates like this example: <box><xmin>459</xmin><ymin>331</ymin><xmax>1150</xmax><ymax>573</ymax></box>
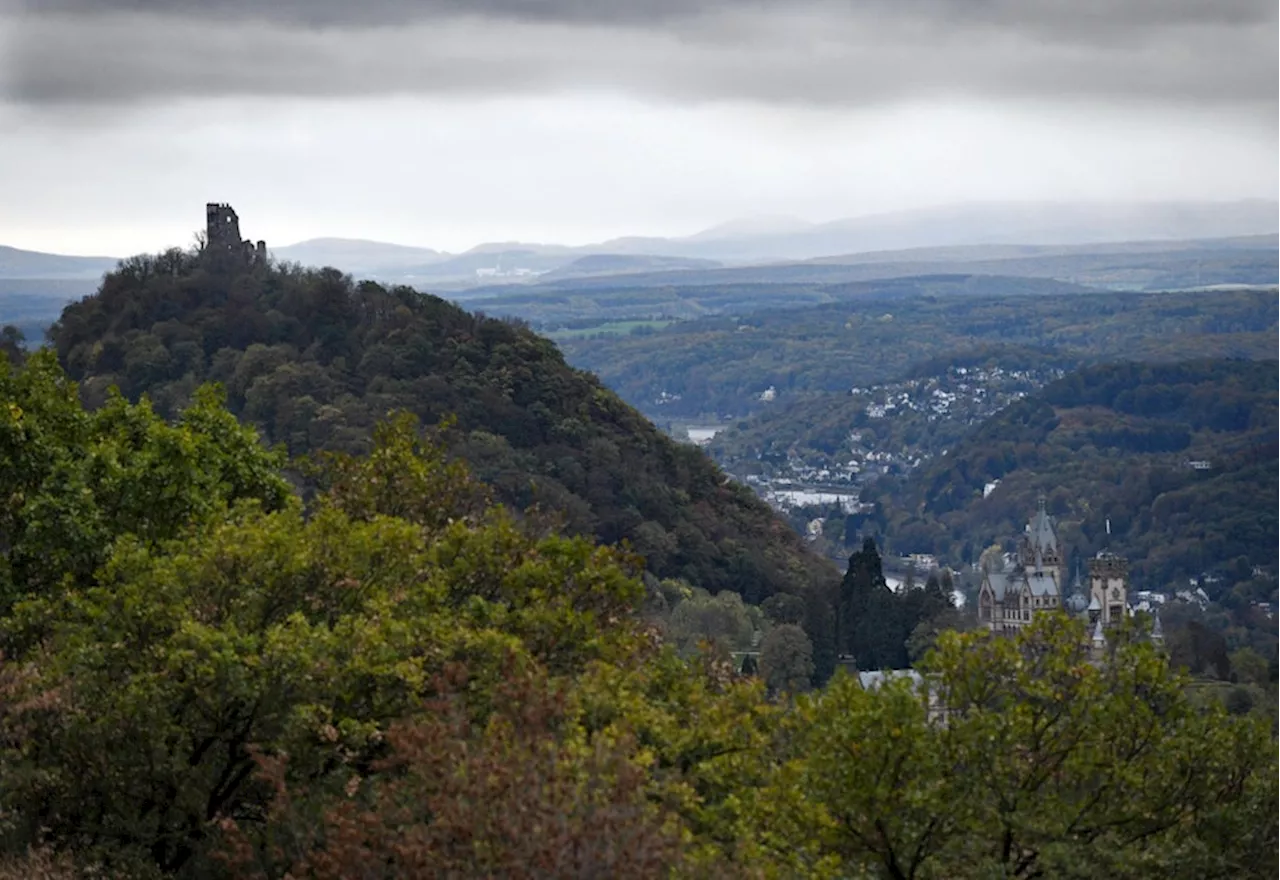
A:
<box><xmin>267</xmin><ymin>237</ymin><xmax>442</xmax><ymax>274</ymax></box>
<box><xmin>0</xmin><ymin>245</ymin><xmax>118</xmax><ymax>280</ymax></box>
<box><xmin>691</xmin><ymin>200</ymin><xmax>1279</xmax><ymax>263</ymax></box>
<box><xmin>455</xmin><ymin>235</ymin><xmax>1277</xmax><ymax>299</ymax></box>
<box><xmin>5</xmin><ymin>200</ymin><xmax>1276</xmax><ymax>286</ymax></box>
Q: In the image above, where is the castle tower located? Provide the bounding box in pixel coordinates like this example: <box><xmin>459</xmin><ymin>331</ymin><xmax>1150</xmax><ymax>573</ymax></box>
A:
<box><xmin>1088</xmin><ymin>552</ymin><xmax>1128</xmax><ymax>627</ymax></box>
<box><xmin>206</xmin><ymin>203</ymin><xmax>242</xmax><ymax>252</ymax></box>
<box><xmin>1018</xmin><ymin>494</ymin><xmax>1062</xmax><ymax>598</ymax></box>
<box><xmin>204</xmin><ymin>203</ymin><xmax>264</xmax><ymax>269</ymax></box>
<box><xmin>978</xmin><ymin>497</ymin><xmax>1066</xmax><ymax>632</ymax></box>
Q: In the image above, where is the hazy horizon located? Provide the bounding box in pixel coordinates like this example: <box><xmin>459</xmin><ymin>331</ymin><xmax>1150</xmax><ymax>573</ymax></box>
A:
<box><xmin>3</xmin><ymin>197</ymin><xmax>1277</xmax><ymax>260</ymax></box>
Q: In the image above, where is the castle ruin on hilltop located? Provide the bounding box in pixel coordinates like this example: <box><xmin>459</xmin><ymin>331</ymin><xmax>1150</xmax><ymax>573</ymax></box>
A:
<box><xmin>205</xmin><ymin>203</ymin><xmax>266</xmax><ymax>267</ymax></box>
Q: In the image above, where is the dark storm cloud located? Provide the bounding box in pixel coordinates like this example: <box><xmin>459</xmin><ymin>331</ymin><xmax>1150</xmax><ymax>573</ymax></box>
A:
<box><xmin>2</xmin><ymin>0</ymin><xmax>1275</xmax><ymax>108</ymax></box>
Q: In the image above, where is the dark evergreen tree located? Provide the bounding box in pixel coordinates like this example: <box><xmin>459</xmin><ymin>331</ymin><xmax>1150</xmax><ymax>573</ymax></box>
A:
<box><xmin>0</xmin><ymin>325</ymin><xmax>23</xmax><ymax>367</ymax></box>
<box><xmin>803</xmin><ymin>586</ymin><xmax>837</xmax><ymax>686</ymax></box>
<box><xmin>838</xmin><ymin>537</ymin><xmax>897</xmax><ymax>669</ymax></box>
<box><xmin>838</xmin><ymin>542</ymin><xmax>958</xmax><ymax>671</ymax></box>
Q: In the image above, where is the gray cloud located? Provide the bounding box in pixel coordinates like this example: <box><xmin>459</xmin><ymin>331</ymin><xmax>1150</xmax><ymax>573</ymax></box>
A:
<box><xmin>2</xmin><ymin>1</ymin><xmax>1275</xmax><ymax>109</ymax></box>
<box><xmin>16</xmin><ymin>0</ymin><xmax>713</xmax><ymax>26</ymax></box>
<box><xmin>14</xmin><ymin>0</ymin><xmax>1276</xmax><ymax>30</ymax></box>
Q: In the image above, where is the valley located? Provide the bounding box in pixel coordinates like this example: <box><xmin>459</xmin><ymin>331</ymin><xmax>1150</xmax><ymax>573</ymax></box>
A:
<box><xmin>3</xmin><ymin>226</ymin><xmax>1276</xmax><ymax>598</ymax></box>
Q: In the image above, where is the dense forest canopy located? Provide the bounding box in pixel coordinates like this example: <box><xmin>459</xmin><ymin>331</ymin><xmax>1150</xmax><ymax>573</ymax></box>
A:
<box><xmin>0</xmin><ymin>350</ymin><xmax>1274</xmax><ymax>878</ymax></box>
<box><xmin>560</xmin><ymin>288</ymin><xmax>1277</xmax><ymax>418</ymax></box>
<box><xmin>466</xmin><ymin>273</ymin><xmax>1096</xmax><ymax>327</ymax></box>
<box><xmin>46</xmin><ymin>249</ymin><xmax>837</xmax><ymax>606</ymax></box>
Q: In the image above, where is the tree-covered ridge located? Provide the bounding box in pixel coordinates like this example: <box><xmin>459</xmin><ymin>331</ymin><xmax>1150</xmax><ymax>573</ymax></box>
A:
<box><xmin>861</xmin><ymin>359</ymin><xmax>1278</xmax><ymax>588</ymax></box>
<box><xmin>0</xmin><ymin>354</ymin><xmax>1273</xmax><ymax>878</ymax></box>
<box><xmin>560</xmin><ymin>288</ymin><xmax>1277</xmax><ymax>418</ymax></box>
<box><xmin>468</xmin><ymin>273</ymin><xmax>1095</xmax><ymax>327</ymax></box>
<box><xmin>47</xmin><ymin>249</ymin><xmax>836</xmax><ymax>604</ymax></box>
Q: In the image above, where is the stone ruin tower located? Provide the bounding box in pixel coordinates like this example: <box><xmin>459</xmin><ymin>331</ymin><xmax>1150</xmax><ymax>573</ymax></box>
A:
<box><xmin>205</xmin><ymin>203</ymin><xmax>266</xmax><ymax>267</ymax></box>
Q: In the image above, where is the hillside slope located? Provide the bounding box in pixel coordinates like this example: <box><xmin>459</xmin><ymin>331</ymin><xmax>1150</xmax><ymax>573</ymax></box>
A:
<box><xmin>861</xmin><ymin>360</ymin><xmax>1278</xmax><ymax>589</ymax></box>
<box><xmin>0</xmin><ymin>279</ymin><xmax>101</xmax><ymax>341</ymax></box>
<box><xmin>48</xmin><ymin>249</ymin><xmax>836</xmax><ymax>603</ymax></box>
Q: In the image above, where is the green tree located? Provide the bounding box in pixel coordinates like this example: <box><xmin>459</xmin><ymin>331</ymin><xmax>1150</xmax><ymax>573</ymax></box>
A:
<box><xmin>978</xmin><ymin>543</ymin><xmax>1005</xmax><ymax>574</ymax></box>
<box><xmin>753</xmin><ymin>615</ymin><xmax>1278</xmax><ymax>879</ymax></box>
<box><xmin>759</xmin><ymin>624</ymin><xmax>814</xmax><ymax>696</ymax></box>
<box><xmin>219</xmin><ymin>666</ymin><xmax>692</xmax><ymax>880</ymax></box>
<box><xmin>838</xmin><ymin>537</ymin><xmax>891</xmax><ymax>665</ymax></box>
<box><xmin>1228</xmin><ymin>646</ymin><xmax>1270</xmax><ymax>686</ymax></box>
<box><xmin>668</xmin><ymin>589</ymin><xmax>756</xmax><ymax>655</ymax></box>
<box><xmin>761</xmin><ymin>592</ymin><xmax>806</xmax><ymax>626</ymax></box>
<box><xmin>0</xmin><ymin>351</ymin><xmax>289</xmax><ymax>613</ymax></box>
<box><xmin>0</xmin><ymin>326</ymin><xmax>23</xmax><ymax>367</ymax></box>
<box><xmin>837</xmin><ymin>538</ymin><xmax>940</xmax><ymax>671</ymax></box>
<box><xmin>0</xmin><ymin>412</ymin><xmax>648</xmax><ymax>873</ymax></box>
<box><xmin>905</xmin><ymin>607</ymin><xmax>977</xmax><ymax>664</ymax></box>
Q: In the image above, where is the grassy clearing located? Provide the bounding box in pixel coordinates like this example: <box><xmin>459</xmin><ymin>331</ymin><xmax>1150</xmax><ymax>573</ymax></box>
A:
<box><xmin>545</xmin><ymin>319</ymin><xmax>677</xmax><ymax>340</ymax></box>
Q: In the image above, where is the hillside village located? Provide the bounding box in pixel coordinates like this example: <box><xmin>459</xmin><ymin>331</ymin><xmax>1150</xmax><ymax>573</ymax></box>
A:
<box><xmin>698</xmin><ymin>364</ymin><xmax>1064</xmax><ymax>512</ymax></box>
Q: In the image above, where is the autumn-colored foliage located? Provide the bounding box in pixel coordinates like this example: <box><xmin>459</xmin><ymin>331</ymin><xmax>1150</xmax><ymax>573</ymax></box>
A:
<box><xmin>221</xmin><ymin>664</ymin><xmax>689</xmax><ymax>879</ymax></box>
<box><xmin>0</xmin><ymin>355</ymin><xmax>1273</xmax><ymax>879</ymax></box>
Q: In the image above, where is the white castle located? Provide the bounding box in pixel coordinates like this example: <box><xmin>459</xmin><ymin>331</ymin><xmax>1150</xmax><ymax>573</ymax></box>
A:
<box><xmin>977</xmin><ymin>497</ymin><xmax>1137</xmax><ymax>643</ymax></box>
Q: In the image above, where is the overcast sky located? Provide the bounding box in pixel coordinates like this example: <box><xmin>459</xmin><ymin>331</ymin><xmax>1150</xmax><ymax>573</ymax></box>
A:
<box><xmin>1</xmin><ymin>0</ymin><xmax>1275</xmax><ymax>255</ymax></box>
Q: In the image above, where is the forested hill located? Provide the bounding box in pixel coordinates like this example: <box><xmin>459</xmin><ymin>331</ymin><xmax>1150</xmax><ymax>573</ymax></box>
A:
<box><xmin>863</xmin><ymin>359</ymin><xmax>1278</xmax><ymax>588</ymax></box>
<box><xmin>49</xmin><ymin>249</ymin><xmax>836</xmax><ymax>602</ymax></box>
<box><xmin>560</xmin><ymin>287</ymin><xmax>1278</xmax><ymax>418</ymax></box>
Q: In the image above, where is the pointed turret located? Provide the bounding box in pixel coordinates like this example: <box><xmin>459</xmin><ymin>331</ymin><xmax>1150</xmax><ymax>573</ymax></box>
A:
<box><xmin>1028</xmin><ymin>494</ymin><xmax>1057</xmax><ymax>556</ymax></box>
<box><xmin>1089</xmin><ymin>618</ymin><xmax>1108</xmax><ymax>662</ymax></box>
<box><xmin>1016</xmin><ymin>495</ymin><xmax>1062</xmax><ymax>604</ymax></box>
<box><xmin>1065</xmin><ymin>571</ymin><xmax>1089</xmax><ymax>616</ymax></box>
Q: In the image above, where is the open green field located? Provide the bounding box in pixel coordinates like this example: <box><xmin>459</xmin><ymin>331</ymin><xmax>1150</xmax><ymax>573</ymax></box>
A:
<box><xmin>544</xmin><ymin>319</ymin><xmax>678</xmax><ymax>340</ymax></box>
